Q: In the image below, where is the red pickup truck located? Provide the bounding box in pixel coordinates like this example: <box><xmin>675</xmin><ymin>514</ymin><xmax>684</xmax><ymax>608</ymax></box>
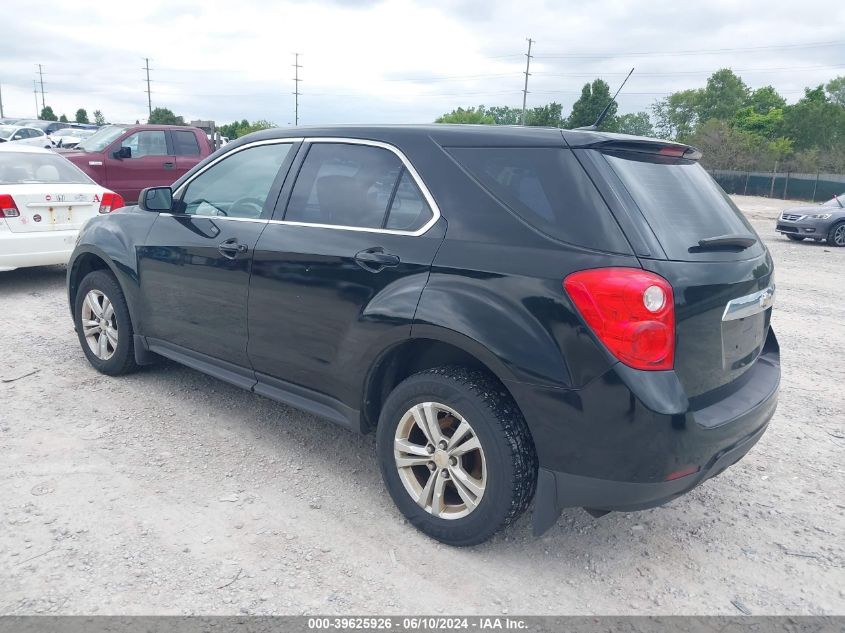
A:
<box><xmin>59</xmin><ymin>124</ymin><xmax>213</xmax><ymax>203</ymax></box>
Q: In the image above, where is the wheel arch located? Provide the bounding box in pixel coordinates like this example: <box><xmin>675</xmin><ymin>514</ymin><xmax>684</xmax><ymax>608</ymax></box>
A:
<box><xmin>361</xmin><ymin>332</ymin><xmax>518</xmax><ymax>433</ymax></box>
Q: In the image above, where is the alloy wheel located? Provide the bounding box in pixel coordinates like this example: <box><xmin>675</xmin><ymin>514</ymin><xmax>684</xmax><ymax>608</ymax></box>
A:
<box><xmin>833</xmin><ymin>224</ymin><xmax>845</xmax><ymax>247</ymax></box>
<box><xmin>81</xmin><ymin>289</ymin><xmax>118</xmax><ymax>360</ymax></box>
<box><xmin>393</xmin><ymin>402</ymin><xmax>487</xmax><ymax>520</ymax></box>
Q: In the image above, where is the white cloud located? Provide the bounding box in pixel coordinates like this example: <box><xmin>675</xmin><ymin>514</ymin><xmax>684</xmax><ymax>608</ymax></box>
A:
<box><xmin>1</xmin><ymin>0</ymin><xmax>843</xmax><ymax>125</ymax></box>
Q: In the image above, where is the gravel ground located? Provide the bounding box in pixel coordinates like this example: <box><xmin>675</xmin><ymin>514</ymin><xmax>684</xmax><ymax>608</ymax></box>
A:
<box><xmin>1</xmin><ymin>195</ymin><xmax>843</xmax><ymax>616</ymax></box>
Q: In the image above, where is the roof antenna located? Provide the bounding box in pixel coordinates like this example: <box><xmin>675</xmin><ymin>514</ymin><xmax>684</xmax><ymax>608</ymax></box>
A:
<box><xmin>575</xmin><ymin>68</ymin><xmax>635</xmax><ymax>131</ymax></box>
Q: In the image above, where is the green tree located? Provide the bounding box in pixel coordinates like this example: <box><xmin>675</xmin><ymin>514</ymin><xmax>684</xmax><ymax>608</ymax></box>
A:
<box><xmin>825</xmin><ymin>76</ymin><xmax>845</xmax><ymax>107</ymax></box>
<box><xmin>697</xmin><ymin>69</ymin><xmax>749</xmax><ymax>123</ymax></box>
<box><xmin>435</xmin><ymin>106</ymin><xmax>495</xmax><ymax>124</ymax></box>
<box><xmin>485</xmin><ymin>106</ymin><xmax>520</xmax><ymax>125</ymax></box>
<box><xmin>39</xmin><ymin>106</ymin><xmax>57</xmax><ymax>121</ymax></box>
<box><xmin>732</xmin><ymin>107</ymin><xmax>785</xmax><ymax>139</ymax></box>
<box><xmin>782</xmin><ymin>86</ymin><xmax>845</xmax><ymax>150</ymax></box>
<box><xmin>652</xmin><ymin>89</ymin><xmax>701</xmax><ymax>140</ymax></box>
<box><xmin>93</xmin><ymin>110</ymin><xmax>106</xmax><ymax>125</ymax></box>
<box><xmin>75</xmin><ymin>108</ymin><xmax>89</xmax><ymax>124</ymax></box>
<box><xmin>59</xmin><ymin>114</ymin><xmax>69</xmax><ymax>123</ymax></box>
<box><xmin>566</xmin><ymin>79</ymin><xmax>616</xmax><ymax>129</ymax></box>
<box><xmin>524</xmin><ymin>102</ymin><xmax>564</xmax><ymax>127</ymax></box>
<box><xmin>616</xmin><ymin>112</ymin><xmax>654</xmax><ymax>136</ymax></box>
<box><xmin>747</xmin><ymin>86</ymin><xmax>786</xmax><ymax>114</ymax></box>
<box><xmin>148</xmin><ymin>107</ymin><xmax>185</xmax><ymax>125</ymax></box>
<box><xmin>218</xmin><ymin>119</ymin><xmax>276</xmax><ymax>139</ymax></box>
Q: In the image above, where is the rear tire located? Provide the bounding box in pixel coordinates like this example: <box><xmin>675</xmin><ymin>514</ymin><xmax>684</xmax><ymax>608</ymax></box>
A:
<box><xmin>376</xmin><ymin>366</ymin><xmax>537</xmax><ymax>546</ymax></box>
<box><xmin>786</xmin><ymin>234</ymin><xmax>804</xmax><ymax>241</ymax></box>
<box><xmin>73</xmin><ymin>270</ymin><xmax>138</xmax><ymax>376</ymax></box>
<box><xmin>827</xmin><ymin>221</ymin><xmax>845</xmax><ymax>247</ymax></box>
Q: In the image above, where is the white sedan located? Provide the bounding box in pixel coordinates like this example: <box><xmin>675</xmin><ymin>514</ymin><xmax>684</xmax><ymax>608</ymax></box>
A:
<box><xmin>0</xmin><ymin>144</ymin><xmax>124</xmax><ymax>272</ymax></box>
<box><xmin>51</xmin><ymin>127</ymin><xmax>97</xmax><ymax>149</ymax></box>
<box><xmin>0</xmin><ymin>125</ymin><xmax>54</xmax><ymax>148</ymax></box>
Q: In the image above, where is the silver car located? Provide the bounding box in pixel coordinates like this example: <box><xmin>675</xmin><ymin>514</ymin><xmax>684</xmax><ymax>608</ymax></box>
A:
<box><xmin>775</xmin><ymin>192</ymin><xmax>845</xmax><ymax>247</ymax></box>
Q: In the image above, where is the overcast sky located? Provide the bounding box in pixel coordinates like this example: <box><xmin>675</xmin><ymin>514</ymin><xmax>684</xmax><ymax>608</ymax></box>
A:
<box><xmin>2</xmin><ymin>0</ymin><xmax>843</xmax><ymax>126</ymax></box>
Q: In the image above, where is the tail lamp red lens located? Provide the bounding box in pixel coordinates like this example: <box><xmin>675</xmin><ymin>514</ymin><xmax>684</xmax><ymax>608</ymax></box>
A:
<box><xmin>0</xmin><ymin>194</ymin><xmax>20</xmax><ymax>218</ymax></box>
<box><xmin>99</xmin><ymin>192</ymin><xmax>125</xmax><ymax>214</ymax></box>
<box><xmin>564</xmin><ymin>268</ymin><xmax>675</xmax><ymax>371</ymax></box>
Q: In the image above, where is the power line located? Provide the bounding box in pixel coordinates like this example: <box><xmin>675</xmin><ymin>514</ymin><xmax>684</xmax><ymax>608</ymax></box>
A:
<box><xmin>36</xmin><ymin>64</ymin><xmax>45</xmax><ymax>111</ymax></box>
<box><xmin>521</xmin><ymin>38</ymin><xmax>534</xmax><ymax>125</ymax></box>
<box><xmin>143</xmin><ymin>58</ymin><xmax>153</xmax><ymax>117</ymax></box>
<box><xmin>292</xmin><ymin>53</ymin><xmax>302</xmax><ymax>126</ymax></box>
<box><xmin>534</xmin><ymin>39</ymin><xmax>845</xmax><ymax>59</ymax></box>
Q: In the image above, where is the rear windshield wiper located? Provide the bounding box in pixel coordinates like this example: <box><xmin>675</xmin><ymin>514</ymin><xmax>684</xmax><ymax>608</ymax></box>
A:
<box><xmin>692</xmin><ymin>234</ymin><xmax>757</xmax><ymax>252</ymax></box>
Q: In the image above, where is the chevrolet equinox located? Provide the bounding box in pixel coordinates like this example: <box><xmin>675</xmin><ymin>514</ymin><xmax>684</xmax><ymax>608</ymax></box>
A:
<box><xmin>67</xmin><ymin>125</ymin><xmax>780</xmax><ymax>546</ymax></box>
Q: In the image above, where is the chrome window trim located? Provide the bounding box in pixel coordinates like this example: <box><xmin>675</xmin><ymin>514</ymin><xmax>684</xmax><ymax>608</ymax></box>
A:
<box><xmin>166</xmin><ymin>136</ymin><xmax>440</xmax><ymax>236</ymax></box>
<box><xmin>722</xmin><ymin>285</ymin><xmax>776</xmax><ymax>322</ymax></box>
<box><xmin>281</xmin><ymin>137</ymin><xmax>440</xmax><ymax>237</ymax></box>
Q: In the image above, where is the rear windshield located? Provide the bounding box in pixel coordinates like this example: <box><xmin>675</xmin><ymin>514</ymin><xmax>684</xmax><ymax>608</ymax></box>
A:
<box><xmin>0</xmin><ymin>152</ymin><xmax>94</xmax><ymax>185</ymax></box>
<box><xmin>448</xmin><ymin>147</ymin><xmax>630</xmax><ymax>253</ymax></box>
<box><xmin>603</xmin><ymin>153</ymin><xmax>756</xmax><ymax>260</ymax></box>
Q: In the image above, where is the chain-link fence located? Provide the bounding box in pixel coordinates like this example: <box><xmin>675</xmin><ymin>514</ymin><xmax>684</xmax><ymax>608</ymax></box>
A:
<box><xmin>710</xmin><ymin>169</ymin><xmax>845</xmax><ymax>202</ymax></box>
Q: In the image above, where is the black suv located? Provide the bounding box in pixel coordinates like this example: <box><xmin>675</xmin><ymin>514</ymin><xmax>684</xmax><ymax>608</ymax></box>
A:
<box><xmin>67</xmin><ymin>125</ymin><xmax>780</xmax><ymax>546</ymax></box>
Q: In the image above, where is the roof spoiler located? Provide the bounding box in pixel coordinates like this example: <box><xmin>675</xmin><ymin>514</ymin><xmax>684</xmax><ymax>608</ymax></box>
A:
<box><xmin>588</xmin><ymin>139</ymin><xmax>702</xmax><ymax>161</ymax></box>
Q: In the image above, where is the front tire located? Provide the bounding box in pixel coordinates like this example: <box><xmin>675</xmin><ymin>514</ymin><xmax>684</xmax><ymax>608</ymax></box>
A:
<box><xmin>828</xmin><ymin>221</ymin><xmax>845</xmax><ymax>247</ymax></box>
<box><xmin>74</xmin><ymin>270</ymin><xmax>138</xmax><ymax>375</ymax></box>
<box><xmin>376</xmin><ymin>366</ymin><xmax>537</xmax><ymax>546</ymax></box>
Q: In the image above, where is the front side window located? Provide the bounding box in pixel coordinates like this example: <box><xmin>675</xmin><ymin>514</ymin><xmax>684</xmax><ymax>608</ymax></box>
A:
<box><xmin>121</xmin><ymin>131</ymin><xmax>167</xmax><ymax>158</ymax></box>
<box><xmin>178</xmin><ymin>143</ymin><xmax>292</xmax><ymax>218</ymax></box>
<box><xmin>285</xmin><ymin>142</ymin><xmax>432</xmax><ymax>231</ymax></box>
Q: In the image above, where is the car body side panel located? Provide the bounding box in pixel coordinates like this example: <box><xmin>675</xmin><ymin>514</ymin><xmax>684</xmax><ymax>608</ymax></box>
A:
<box><xmin>67</xmin><ymin>207</ymin><xmax>158</xmax><ymax>327</ymax></box>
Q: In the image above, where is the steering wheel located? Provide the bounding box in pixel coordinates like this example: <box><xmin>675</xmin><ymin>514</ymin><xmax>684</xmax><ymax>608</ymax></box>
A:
<box><xmin>230</xmin><ymin>196</ymin><xmax>265</xmax><ymax>218</ymax></box>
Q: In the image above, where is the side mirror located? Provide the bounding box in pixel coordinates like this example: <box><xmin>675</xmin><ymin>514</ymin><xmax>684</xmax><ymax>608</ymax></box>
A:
<box><xmin>113</xmin><ymin>146</ymin><xmax>131</xmax><ymax>160</ymax></box>
<box><xmin>139</xmin><ymin>186</ymin><xmax>173</xmax><ymax>212</ymax></box>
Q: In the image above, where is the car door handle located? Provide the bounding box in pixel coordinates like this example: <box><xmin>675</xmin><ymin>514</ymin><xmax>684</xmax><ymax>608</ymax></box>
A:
<box><xmin>354</xmin><ymin>248</ymin><xmax>400</xmax><ymax>271</ymax></box>
<box><xmin>218</xmin><ymin>239</ymin><xmax>248</xmax><ymax>259</ymax></box>
<box><xmin>163</xmin><ymin>161</ymin><xmax>175</xmax><ymax>169</ymax></box>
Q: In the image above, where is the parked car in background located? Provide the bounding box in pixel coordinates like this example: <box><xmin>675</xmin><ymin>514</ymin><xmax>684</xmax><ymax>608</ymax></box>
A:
<box><xmin>13</xmin><ymin>119</ymin><xmax>71</xmax><ymax>135</ymax></box>
<box><xmin>52</xmin><ymin>127</ymin><xmax>97</xmax><ymax>149</ymax></box>
<box><xmin>776</xmin><ymin>192</ymin><xmax>845</xmax><ymax>246</ymax></box>
<box><xmin>59</xmin><ymin>124</ymin><xmax>213</xmax><ymax>203</ymax></box>
<box><xmin>67</xmin><ymin>125</ymin><xmax>779</xmax><ymax>545</ymax></box>
<box><xmin>0</xmin><ymin>125</ymin><xmax>54</xmax><ymax>148</ymax></box>
<box><xmin>0</xmin><ymin>144</ymin><xmax>123</xmax><ymax>271</ymax></box>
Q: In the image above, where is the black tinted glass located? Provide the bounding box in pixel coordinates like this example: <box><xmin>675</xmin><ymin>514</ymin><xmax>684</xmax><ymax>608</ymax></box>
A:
<box><xmin>385</xmin><ymin>170</ymin><xmax>432</xmax><ymax>231</ymax></box>
<box><xmin>448</xmin><ymin>147</ymin><xmax>630</xmax><ymax>253</ymax></box>
<box><xmin>286</xmin><ymin>143</ymin><xmax>403</xmax><ymax>229</ymax></box>
<box><xmin>604</xmin><ymin>153</ymin><xmax>756</xmax><ymax>260</ymax></box>
<box><xmin>172</xmin><ymin>130</ymin><xmax>200</xmax><ymax>156</ymax></box>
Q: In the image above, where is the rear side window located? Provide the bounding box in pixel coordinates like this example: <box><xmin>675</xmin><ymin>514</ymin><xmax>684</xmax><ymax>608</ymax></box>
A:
<box><xmin>448</xmin><ymin>147</ymin><xmax>629</xmax><ymax>253</ymax></box>
<box><xmin>172</xmin><ymin>130</ymin><xmax>200</xmax><ymax>156</ymax></box>
<box><xmin>285</xmin><ymin>143</ymin><xmax>433</xmax><ymax>232</ymax></box>
<box><xmin>603</xmin><ymin>153</ymin><xmax>756</xmax><ymax>260</ymax></box>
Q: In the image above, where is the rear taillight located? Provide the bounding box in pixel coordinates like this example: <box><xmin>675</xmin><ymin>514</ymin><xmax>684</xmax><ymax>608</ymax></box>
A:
<box><xmin>564</xmin><ymin>267</ymin><xmax>675</xmax><ymax>371</ymax></box>
<box><xmin>0</xmin><ymin>194</ymin><xmax>20</xmax><ymax>218</ymax></box>
<box><xmin>99</xmin><ymin>192</ymin><xmax>125</xmax><ymax>214</ymax></box>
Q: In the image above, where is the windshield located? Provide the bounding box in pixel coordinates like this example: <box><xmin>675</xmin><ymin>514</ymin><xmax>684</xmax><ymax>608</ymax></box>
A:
<box><xmin>0</xmin><ymin>151</ymin><xmax>95</xmax><ymax>185</ymax></box>
<box><xmin>0</xmin><ymin>126</ymin><xmax>15</xmax><ymax>140</ymax></box>
<box><xmin>77</xmin><ymin>125</ymin><xmax>127</xmax><ymax>152</ymax></box>
<box><xmin>822</xmin><ymin>193</ymin><xmax>845</xmax><ymax>208</ymax></box>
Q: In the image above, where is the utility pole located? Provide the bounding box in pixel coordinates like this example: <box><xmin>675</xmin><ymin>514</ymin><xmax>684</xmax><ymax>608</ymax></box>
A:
<box><xmin>0</xmin><ymin>82</ymin><xmax>4</xmax><ymax>118</ymax></box>
<box><xmin>37</xmin><ymin>64</ymin><xmax>46</xmax><ymax>110</ymax></box>
<box><xmin>33</xmin><ymin>80</ymin><xmax>39</xmax><ymax>117</ymax></box>
<box><xmin>292</xmin><ymin>53</ymin><xmax>302</xmax><ymax>126</ymax></box>
<box><xmin>520</xmin><ymin>38</ymin><xmax>534</xmax><ymax>126</ymax></box>
<box><xmin>143</xmin><ymin>58</ymin><xmax>153</xmax><ymax>118</ymax></box>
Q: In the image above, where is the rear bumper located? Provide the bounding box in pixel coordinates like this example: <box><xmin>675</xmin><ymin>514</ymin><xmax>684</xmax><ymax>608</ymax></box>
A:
<box><xmin>0</xmin><ymin>229</ymin><xmax>78</xmax><ymax>270</ymax></box>
<box><xmin>506</xmin><ymin>329</ymin><xmax>780</xmax><ymax>535</ymax></box>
